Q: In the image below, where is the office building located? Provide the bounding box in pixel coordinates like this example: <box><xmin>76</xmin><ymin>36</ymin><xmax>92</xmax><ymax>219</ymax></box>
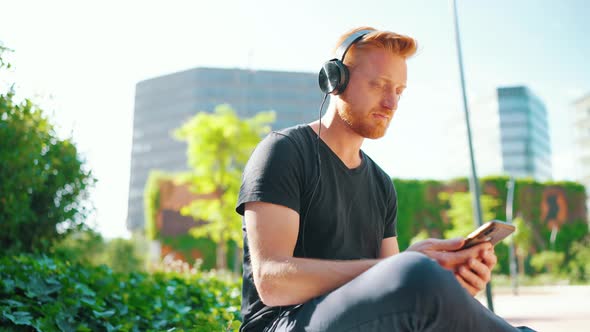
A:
<box><xmin>447</xmin><ymin>86</ymin><xmax>552</xmax><ymax>180</ymax></box>
<box><xmin>128</xmin><ymin>67</ymin><xmax>322</xmax><ymax>232</ymax></box>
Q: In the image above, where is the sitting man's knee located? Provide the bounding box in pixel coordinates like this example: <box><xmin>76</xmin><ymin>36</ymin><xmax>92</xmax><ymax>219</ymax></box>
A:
<box><xmin>385</xmin><ymin>252</ymin><xmax>440</xmax><ymax>275</ymax></box>
<box><xmin>382</xmin><ymin>252</ymin><xmax>451</xmax><ymax>296</ymax></box>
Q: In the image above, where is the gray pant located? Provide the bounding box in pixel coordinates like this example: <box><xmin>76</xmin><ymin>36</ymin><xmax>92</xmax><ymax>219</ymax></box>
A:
<box><xmin>268</xmin><ymin>252</ymin><xmax>526</xmax><ymax>331</ymax></box>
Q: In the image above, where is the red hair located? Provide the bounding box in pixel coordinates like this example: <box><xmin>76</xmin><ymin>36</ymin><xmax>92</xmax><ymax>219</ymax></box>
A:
<box><xmin>334</xmin><ymin>26</ymin><xmax>418</xmax><ymax>66</ymax></box>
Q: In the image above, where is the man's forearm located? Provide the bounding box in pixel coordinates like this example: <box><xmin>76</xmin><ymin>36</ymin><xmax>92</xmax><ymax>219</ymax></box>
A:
<box><xmin>255</xmin><ymin>256</ymin><xmax>382</xmax><ymax>307</ymax></box>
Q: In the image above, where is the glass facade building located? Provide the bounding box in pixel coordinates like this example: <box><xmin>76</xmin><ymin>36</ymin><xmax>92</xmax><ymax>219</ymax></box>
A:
<box><xmin>497</xmin><ymin>86</ymin><xmax>552</xmax><ymax>180</ymax></box>
<box><xmin>127</xmin><ymin>67</ymin><xmax>322</xmax><ymax>232</ymax></box>
<box><xmin>452</xmin><ymin>86</ymin><xmax>552</xmax><ymax>181</ymax></box>
<box><xmin>574</xmin><ymin>93</ymin><xmax>590</xmax><ymax>198</ymax></box>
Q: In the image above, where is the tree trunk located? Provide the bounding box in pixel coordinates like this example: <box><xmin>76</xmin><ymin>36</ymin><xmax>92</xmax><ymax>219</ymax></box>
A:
<box><xmin>216</xmin><ymin>241</ymin><xmax>227</xmax><ymax>270</ymax></box>
<box><xmin>517</xmin><ymin>253</ymin><xmax>526</xmax><ymax>276</ymax></box>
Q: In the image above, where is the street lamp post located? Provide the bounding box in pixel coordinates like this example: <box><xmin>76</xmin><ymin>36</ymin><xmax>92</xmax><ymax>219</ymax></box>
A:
<box><xmin>506</xmin><ymin>177</ymin><xmax>519</xmax><ymax>295</ymax></box>
<box><xmin>451</xmin><ymin>0</ymin><xmax>494</xmax><ymax>312</ymax></box>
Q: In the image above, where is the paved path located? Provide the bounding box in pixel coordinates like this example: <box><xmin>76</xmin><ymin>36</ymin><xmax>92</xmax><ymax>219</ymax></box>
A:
<box><xmin>476</xmin><ymin>285</ymin><xmax>590</xmax><ymax>331</ymax></box>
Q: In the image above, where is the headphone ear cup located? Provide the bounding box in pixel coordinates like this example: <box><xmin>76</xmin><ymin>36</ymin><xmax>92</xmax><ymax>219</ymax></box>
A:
<box><xmin>318</xmin><ymin>60</ymin><xmax>349</xmax><ymax>95</ymax></box>
<box><xmin>334</xmin><ymin>61</ymin><xmax>350</xmax><ymax>95</ymax></box>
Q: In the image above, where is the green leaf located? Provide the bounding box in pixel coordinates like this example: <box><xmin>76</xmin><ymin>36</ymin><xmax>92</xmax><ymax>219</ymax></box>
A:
<box><xmin>2</xmin><ymin>310</ymin><xmax>33</xmax><ymax>326</ymax></box>
<box><xmin>24</xmin><ymin>275</ymin><xmax>62</xmax><ymax>298</ymax></box>
<box><xmin>105</xmin><ymin>322</ymin><xmax>118</xmax><ymax>332</ymax></box>
<box><xmin>75</xmin><ymin>283</ymin><xmax>96</xmax><ymax>297</ymax></box>
<box><xmin>92</xmin><ymin>309</ymin><xmax>115</xmax><ymax>318</ymax></box>
<box><xmin>80</xmin><ymin>296</ymin><xmax>96</xmax><ymax>306</ymax></box>
<box><xmin>0</xmin><ymin>299</ymin><xmax>24</xmax><ymax>308</ymax></box>
<box><xmin>55</xmin><ymin>315</ymin><xmax>76</xmax><ymax>332</ymax></box>
<box><xmin>76</xmin><ymin>323</ymin><xmax>92</xmax><ymax>332</ymax></box>
<box><xmin>1</xmin><ymin>278</ymin><xmax>16</xmax><ymax>293</ymax></box>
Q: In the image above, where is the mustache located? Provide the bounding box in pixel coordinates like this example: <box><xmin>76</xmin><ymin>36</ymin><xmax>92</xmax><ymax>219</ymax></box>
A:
<box><xmin>373</xmin><ymin>110</ymin><xmax>394</xmax><ymax>118</ymax></box>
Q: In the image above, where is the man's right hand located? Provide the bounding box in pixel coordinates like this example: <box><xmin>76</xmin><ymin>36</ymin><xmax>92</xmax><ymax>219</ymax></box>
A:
<box><xmin>406</xmin><ymin>237</ymin><xmax>491</xmax><ymax>271</ymax></box>
<box><xmin>407</xmin><ymin>238</ymin><xmax>494</xmax><ymax>296</ymax></box>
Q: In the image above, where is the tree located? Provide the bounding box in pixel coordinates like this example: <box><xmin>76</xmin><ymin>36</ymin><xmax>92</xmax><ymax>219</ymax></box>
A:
<box><xmin>0</xmin><ymin>44</ymin><xmax>94</xmax><ymax>253</ymax></box>
<box><xmin>174</xmin><ymin>104</ymin><xmax>274</xmax><ymax>270</ymax></box>
<box><xmin>0</xmin><ymin>43</ymin><xmax>11</xmax><ymax>71</ymax></box>
<box><xmin>440</xmin><ymin>191</ymin><xmax>500</xmax><ymax>240</ymax></box>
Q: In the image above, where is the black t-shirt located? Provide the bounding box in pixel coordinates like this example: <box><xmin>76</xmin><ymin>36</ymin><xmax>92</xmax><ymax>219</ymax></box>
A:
<box><xmin>235</xmin><ymin>124</ymin><xmax>398</xmax><ymax>332</ymax></box>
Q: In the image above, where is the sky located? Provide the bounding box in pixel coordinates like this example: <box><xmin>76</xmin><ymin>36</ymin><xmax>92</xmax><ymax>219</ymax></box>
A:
<box><xmin>1</xmin><ymin>0</ymin><xmax>588</xmax><ymax>239</ymax></box>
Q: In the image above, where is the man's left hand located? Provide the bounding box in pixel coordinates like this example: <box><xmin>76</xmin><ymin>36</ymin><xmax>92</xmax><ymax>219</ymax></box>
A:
<box><xmin>454</xmin><ymin>248</ymin><xmax>497</xmax><ymax>296</ymax></box>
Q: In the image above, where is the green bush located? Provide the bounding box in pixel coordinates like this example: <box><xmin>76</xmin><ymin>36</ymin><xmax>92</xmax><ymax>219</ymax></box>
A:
<box><xmin>49</xmin><ymin>230</ymin><xmax>105</xmax><ymax>266</ymax></box>
<box><xmin>0</xmin><ymin>254</ymin><xmax>241</xmax><ymax>331</ymax></box>
<box><xmin>50</xmin><ymin>230</ymin><xmax>148</xmax><ymax>274</ymax></box>
<box><xmin>530</xmin><ymin>251</ymin><xmax>565</xmax><ymax>276</ymax></box>
<box><xmin>101</xmin><ymin>238</ymin><xmax>147</xmax><ymax>274</ymax></box>
<box><xmin>568</xmin><ymin>235</ymin><xmax>590</xmax><ymax>283</ymax></box>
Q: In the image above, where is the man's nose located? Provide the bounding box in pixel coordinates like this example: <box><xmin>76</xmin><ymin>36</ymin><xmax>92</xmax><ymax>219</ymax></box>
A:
<box><xmin>382</xmin><ymin>92</ymin><xmax>399</xmax><ymax>111</ymax></box>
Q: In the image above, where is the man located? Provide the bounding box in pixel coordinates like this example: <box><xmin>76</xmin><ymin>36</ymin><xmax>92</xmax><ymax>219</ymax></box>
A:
<box><xmin>236</xmin><ymin>27</ymin><xmax>534</xmax><ymax>331</ymax></box>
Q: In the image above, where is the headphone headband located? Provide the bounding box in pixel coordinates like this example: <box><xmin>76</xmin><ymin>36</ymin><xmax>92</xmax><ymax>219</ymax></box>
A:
<box><xmin>335</xmin><ymin>29</ymin><xmax>374</xmax><ymax>62</ymax></box>
<box><xmin>318</xmin><ymin>28</ymin><xmax>375</xmax><ymax>95</ymax></box>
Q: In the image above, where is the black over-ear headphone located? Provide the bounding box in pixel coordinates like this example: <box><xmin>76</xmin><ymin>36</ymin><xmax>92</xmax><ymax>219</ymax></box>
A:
<box><xmin>318</xmin><ymin>29</ymin><xmax>375</xmax><ymax>95</ymax></box>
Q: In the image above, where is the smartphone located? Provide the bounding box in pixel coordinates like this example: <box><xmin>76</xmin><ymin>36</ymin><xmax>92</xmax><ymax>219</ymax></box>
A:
<box><xmin>460</xmin><ymin>220</ymin><xmax>515</xmax><ymax>250</ymax></box>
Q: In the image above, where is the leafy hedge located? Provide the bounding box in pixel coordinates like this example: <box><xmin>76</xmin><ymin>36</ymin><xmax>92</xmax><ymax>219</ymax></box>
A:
<box><xmin>394</xmin><ymin>176</ymin><xmax>588</xmax><ymax>276</ymax></box>
<box><xmin>395</xmin><ymin>176</ymin><xmax>586</xmax><ymax>249</ymax></box>
<box><xmin>0</xmin><ymin>255</ymin><xmax>241</xmax><ymax>331</ymax></box>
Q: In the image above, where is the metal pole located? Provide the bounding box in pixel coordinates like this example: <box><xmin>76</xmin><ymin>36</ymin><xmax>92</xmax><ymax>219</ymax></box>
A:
<box><xmin>506</xmin><ymin>177</ymin><xmax>518</xmax><ymax>295</ymax></box>
<box><xmin>451</xmin><ymin>0</ymin><xmax>494</xmax><ymax>312</ymax></box>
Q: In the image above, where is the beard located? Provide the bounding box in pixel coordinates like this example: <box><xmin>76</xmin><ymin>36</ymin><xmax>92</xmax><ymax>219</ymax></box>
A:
<box><xmin>338</xmin><ymin>104</ymin><xmax>392</xmax><ymax>139</ymax></box>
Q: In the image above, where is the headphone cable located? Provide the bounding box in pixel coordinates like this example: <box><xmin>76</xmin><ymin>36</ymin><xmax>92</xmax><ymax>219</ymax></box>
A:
<box><xmin>268</xmin><ymin>93</ymin><xmax>328</xmax><ymax>332</ymax></box>
<box><xmin>301</xmin><ymin>93</ymin><xmax>328</xmax><ymax>258</ymax></box>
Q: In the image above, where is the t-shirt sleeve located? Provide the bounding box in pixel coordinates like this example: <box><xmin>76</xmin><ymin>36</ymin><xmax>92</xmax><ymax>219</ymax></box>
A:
<box><xmin>383</xmin><ymin>182</ymin><xmax>398</xmax><ymax>238</ymax></box>
<box><xmin>236</xmin><ymin>133</ymin><xmax>303</xmax><ymax>216</ymax></box>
